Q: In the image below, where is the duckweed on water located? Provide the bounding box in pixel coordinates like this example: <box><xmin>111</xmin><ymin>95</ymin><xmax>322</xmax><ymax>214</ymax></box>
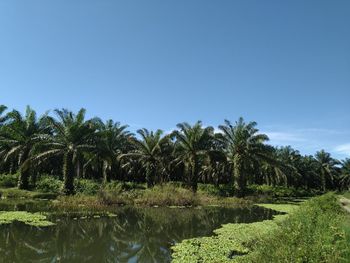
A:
<box><xmin>0</xmin><ymin>211</ymin><xmax>54</xmax><ymax>227</ymax></box>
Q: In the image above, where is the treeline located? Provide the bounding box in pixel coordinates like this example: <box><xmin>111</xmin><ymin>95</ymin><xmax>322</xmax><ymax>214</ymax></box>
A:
<box><xmin>0</xmin><ymin>105</ymin><xmax>349</xmax><ymax>196</ymax></box>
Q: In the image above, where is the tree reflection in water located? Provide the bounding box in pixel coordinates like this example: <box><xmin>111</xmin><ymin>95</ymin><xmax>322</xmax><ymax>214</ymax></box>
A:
<box><xmin>0</xmin><ymin>206</ymin><xmax>276</xmax><ymax>263</ymax></box>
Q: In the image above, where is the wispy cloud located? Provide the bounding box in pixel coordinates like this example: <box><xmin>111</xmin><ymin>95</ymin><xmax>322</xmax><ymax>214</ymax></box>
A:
<box><xmin>334</xmin><ymin>143</ymin><xmax>350</xmax><ymax>156</ymax></box>
<box><xmin>296</xmin><ymin>128</ymin><xmax>347</xmax><ymax>135</ymax></box>
<box><xmin>262</xmin><ymin>126</ymin><xmax>350</xmax><ymax>158</ymax></box>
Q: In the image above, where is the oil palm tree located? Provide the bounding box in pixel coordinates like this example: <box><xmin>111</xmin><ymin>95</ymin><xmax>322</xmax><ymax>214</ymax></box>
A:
<box><xmin>315</xmin><ymin>150</ymin><xmax>340</xmax><ymax>192</ymax></box>
<box><xmin>86</xmin><ymin>119</ymin><xmax>132</xmax><ymax>183</ymax></box>
<box><xmin>0</xmin><ymin>105</ymin><xmax>8</xmax><ymax>126</ymax></box>
<box><xmin>120</xmin><ymin>129</ymin><xmax>170</xmax><ymax>187</ymax></box>
<box><xmin>32</xmin><ymin>108</ymin><xmax>98</xmax><ymax>194</ymax></box>
<box><xmin>218</xmin><ymin>118</ymin><xmax>273</xmax><ymax>196</ymax></box>
<box><xmin>172</xmin><ymin>121</ymin><xmax>214</xmax><ymax>192</ymax></box>
<box><xmin>340</xmin><ymin>158</ymin><xmax>350</xmax><ymax>190</ymax></box>
<box><xmin>0</xmin><ymin>105</ymin><xmax>9</xmax><ymax>172</ymax></box>
<box><xmin>0</xmin><ymin>106</ymin><xmax>49</xmax><ymax>189</ymax></box>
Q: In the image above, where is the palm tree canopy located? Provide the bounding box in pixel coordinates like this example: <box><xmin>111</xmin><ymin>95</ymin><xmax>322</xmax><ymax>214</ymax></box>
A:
<box><xmin>34</xmin><ymin>108</ymin><xmax>98</xmax><ymax>163</ymax></box>
<box><xmin>173</xmin><ymin>121</ymin><xmax>215</xmax><ymax>159</ymax></box>
<box><xmin>218</xmin><ymin>117</ymin><xmax>273</xmax><ymax>163</ymax></box>
<box><xmin>0</xmin><ymin>106</ymin><xmax>49</xmax><ymax>166</ymax></box>
<box><xmin>94</xmin><ymin>119</ymin><xmax>132</xmax><ymax>161</ymax></box>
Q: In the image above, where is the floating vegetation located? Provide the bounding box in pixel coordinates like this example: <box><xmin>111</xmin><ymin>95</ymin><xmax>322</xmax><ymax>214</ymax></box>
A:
<box><xmin>0</xmin><ymin>211</ymin><xmax>54</xmax><ymax>227</ymax></box>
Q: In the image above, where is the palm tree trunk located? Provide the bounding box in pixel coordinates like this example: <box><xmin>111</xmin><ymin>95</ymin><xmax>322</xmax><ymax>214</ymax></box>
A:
<box><xmin>18</xmin><ymin>168</ymin><xmax>29</xmax><ymax>189</ymax></box>
<box><xmin>76</xmin><ymin>160</ymin><xmax>81</xmax><ymax>179</ymax></box>
<box><xmin>63</xmin><ymin>152</ymin><xmax>75</xmax><ymax>195</ymax></box>
<box><xmin>103</xmin><ymin>160</ymin><xmax>110</xmax><ymax>184</ymax></box>
<box><xmin>146</xmin><ymin>164</ymin><xmax>153</xmax><ymax>188</ymax></box>
<box><xmin>190</xmin><ymin>156</ymin><xmax>198</xmax><ymax>193</ymax></box>
<box><xmin>18</xmin><ymin>152</ymin><xmax>30</xmax><ymax>190</ymax></box>
<box><xmin>321</xmin><ymin>170</ymin><xmax>326</xmax><ymax>192</ymax></box>
<box><xmin>234</xmin><ymin>154</ymin><xmax>246</xmax><ymax>197</ymax></box>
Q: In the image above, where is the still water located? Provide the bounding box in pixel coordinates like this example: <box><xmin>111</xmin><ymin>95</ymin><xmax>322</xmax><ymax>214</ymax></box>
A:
<box><xmin>0</xmin><ymin>200</ymin><xmax>276</xmax><ymax>263</ymax></box>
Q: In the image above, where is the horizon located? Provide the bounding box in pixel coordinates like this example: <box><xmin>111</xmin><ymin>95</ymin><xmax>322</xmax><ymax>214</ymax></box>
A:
<box><xmin>1</xmin><ymin>0</ymin><xmax>349</xmax><ymax>159</ymax></box>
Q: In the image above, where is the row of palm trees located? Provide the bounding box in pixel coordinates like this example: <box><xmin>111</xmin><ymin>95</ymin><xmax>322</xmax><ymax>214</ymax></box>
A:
<box><xmin>0</xmin><ymin>105</ymin><xmax>349</xmax><ymax>196</ymax></box>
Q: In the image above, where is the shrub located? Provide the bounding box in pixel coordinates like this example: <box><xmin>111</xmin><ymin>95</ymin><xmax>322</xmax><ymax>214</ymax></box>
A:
<box><xmin>198</xmin><ymin>183</ymin><xmax>234</xmax><ymax>197</ymax></box>
<box><xmin>97</xmin><ymin>188</ymin><xmax>135</xmax><ymax>206</ymax></box>
<box><xmin>36</xmin><ymin>176</ymin><xmax>63</xmax><ymax>193</ymax></box>
<box><xmin>97</xmin><ymin>181</ymin><xmax>142</xmax><ymax>205</ymax></box>
<box><xmin>247</xmin><ymin>184</ymin><xmax>314</xmax><ymax>198</ymax></box>
<box><xmin>136</xmin><ymin>184</ymin><xmax>198</xmax><ymax>206</ymax></box>
<box><xmin>74</xmin><ymin>179</ymin><xmax>100</xmax><ymax>195</ymax></box>
<box><xmin>0</xmin><ymin>174</ymin><xmax>19</xmax><ymax>188</ymax></box>
<box><xmin>104</xmin><ymin>181</ymin><xmax>146</xmax><ymax>192</ymax></box>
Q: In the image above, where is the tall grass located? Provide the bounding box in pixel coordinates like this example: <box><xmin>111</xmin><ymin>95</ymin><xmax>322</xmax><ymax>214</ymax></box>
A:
<box><xmin>242</xmin><ymin>193</ymin><xmax>350</xmax><ymax>263</ymax></box>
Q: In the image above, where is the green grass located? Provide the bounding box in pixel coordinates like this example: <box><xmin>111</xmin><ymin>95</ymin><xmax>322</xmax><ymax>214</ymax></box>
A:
<box><xmin>242</xmin><ymin>193</ymin><xmax>350</xmax><ymax>262</ymax></box>
<box><xmin>342</xmin><ymin>191</ymin><xmax>350</xmax><ymax>199</ymax></box>
<box><xmin>171</xmin><ymin>193</ymin><xmax>350</xmax><ymax>263</ymax></box>
<box><xmin>0</xmin><ymin>187</ymin><xmax>57</xmax><ymax>199</ymax></box>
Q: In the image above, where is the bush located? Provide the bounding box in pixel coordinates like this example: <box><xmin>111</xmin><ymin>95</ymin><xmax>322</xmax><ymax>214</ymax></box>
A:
<box><xmin>36</xmin><ymin>176</ymin><xmax>63</xmax><ymax>193</ymax></box>
<box><xmin>247</xmin><ymin>184</ymin><xmax>314</xmax><ymax>198</ymax></box>
<box><xmin>97</xmin><ymin>188</ymin><xmax>135</xmax><ymax>206</ymax></box>
<box><xmin>97</xmin><ymin>181</ymin><xmax>143</xmax><ymax>205</ymax></box>
<box><xmin>136</xmin><ymin>184</ymin><xmax>198</xmax><ymax>206</ymax></box>
<box><xmin>0</xmin><ymin>173</ymin><xmax>19</xmax><ymax>188</ymax></box>
<box><xmin>198</xmin><ymin>183</ymin><xmax>234</xmax><ymax>197</ymax></box>
<box><xmin>74</xmin><ymin>179</ymin><xmax>100</xmax><ymax>195</ymax></box>
<box><xmin>103</xmin><ymin>181</ymin><xmax>146</xmax><ymax>192</ymax></box>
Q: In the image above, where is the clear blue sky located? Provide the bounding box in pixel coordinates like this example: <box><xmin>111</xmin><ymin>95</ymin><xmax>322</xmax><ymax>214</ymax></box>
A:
<box><xmin>0</xmin><ymin>0</ymin><xmax>349</xmax><ymax>159</ymax></box>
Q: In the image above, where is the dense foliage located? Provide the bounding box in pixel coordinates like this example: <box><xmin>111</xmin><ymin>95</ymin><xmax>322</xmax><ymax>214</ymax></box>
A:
<box><xmin>0</xmin><ymin>105</ymin><xmax>349</xmax><ymax>195</ymax></box>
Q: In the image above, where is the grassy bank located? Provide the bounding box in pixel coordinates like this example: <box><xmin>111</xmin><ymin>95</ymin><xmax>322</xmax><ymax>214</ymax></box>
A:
<box><xmin>0</xmin><ymin>174</ymin><xmax>320</xmax><ymax>210</ymax></box>
<box><xmin>0</xmin><ymin>173</ymin><xmax>319</xmax><ymax>206</ymax></box>
<box><xmin>50</xmin><ymin>182</ymin><xmax>318</xmax><ymax>211</ymax></box>
<box><xmin>0</xmin><ymin>187</ymin><xmax>58</xmax><ymax>200</ymax></box>
<box><xmin>53</xmin><ymin>184</ymin><xmax>253</xmax><ymax>212</ymax></box>
<box><xmin>172</xmin><ymin>193</ymin><xmax>350</xmax><ymax>262</ymax></box>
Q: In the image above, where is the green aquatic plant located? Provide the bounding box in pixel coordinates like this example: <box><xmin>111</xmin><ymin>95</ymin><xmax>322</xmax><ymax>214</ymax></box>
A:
<box><xmin>0</xmin><ymin>211</ymin><xmax>54</xmax><ymax>227</ymax></box>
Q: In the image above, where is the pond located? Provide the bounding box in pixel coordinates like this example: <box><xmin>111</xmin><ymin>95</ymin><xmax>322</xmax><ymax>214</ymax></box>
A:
<box><xmin>0</xmin><ymin>200</ymin><xmax>277</xmax><ymax>263</ymax></box>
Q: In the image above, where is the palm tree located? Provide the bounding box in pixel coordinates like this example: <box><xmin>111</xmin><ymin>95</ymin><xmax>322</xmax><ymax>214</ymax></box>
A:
<box><xmin>270</xmin><ymin>146</ymin><xmax>303</xmax><ymax>187</ymax></box>
<box><xmin>340</xmin><ymin>158</ymin><xmax>350</xmax><ymax>190</ymax></box>
<box><xmin>0</xmin><ymin>106</ymin><xmax>49</xmax><ymax>189</ymax></box>
<box><xmin>0</xmin><ymin>105</ymin><xmax>9</xmax><ymax>172</ymax></box>
<box><xmin>120</xmin><ymin>129</ymin><xmax>170</xmax><ymax>187</ymax></box>
<box><xmin>172</xmin><ymin>122</ymin><xmax>214</xmax><ymax>192</ymax></box>
<box><xmin>33</xmin><ymin>108</ymin><xmax>97</xmax><ymax>194</ymax></box>
<box><xmin>87</xmin><ymin>119</ymin><xmax>132</xmax><ymax>183</ymax></box>
<box><xmin>315</xmin><ymin>150</ymin><xmax>340</xmax><ymax>192</ymax></box>
<box><xmin>0</xmin><ymin>105</ymin><xmax>8</xmax><ymax>126</ymax></box>
<box><xmin>218</xmin><ymin>118</ymin><xmax>273</xmax><ymax>196</ymax></box>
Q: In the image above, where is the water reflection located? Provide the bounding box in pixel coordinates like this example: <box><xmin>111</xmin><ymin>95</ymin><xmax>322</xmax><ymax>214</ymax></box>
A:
<box><xmin>0</xmin><ymin>205</ymin><xmax>276</xmax><ymax>263</ymax></box>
